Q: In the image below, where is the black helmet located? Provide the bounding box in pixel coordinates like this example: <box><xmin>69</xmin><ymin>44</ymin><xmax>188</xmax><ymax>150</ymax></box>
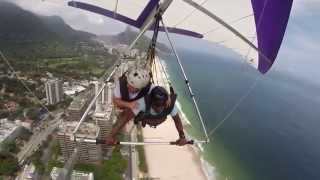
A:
<box><xmin>150</xmin><ymin>86</ymin><xmax>168</xmax><ymax>106</ymax></box>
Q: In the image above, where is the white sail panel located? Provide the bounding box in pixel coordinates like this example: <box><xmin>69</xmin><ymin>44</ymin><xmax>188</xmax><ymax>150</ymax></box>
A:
<box><xmin>117</xmin><ymin>0</ymin><xmax>150</xmax><ymax>20</ymax></box>
<box><xmin>74</xmin><ymin>0</ymin><xmax>116</xmax><ymax>12</ymax></box>
<box><xmin>67</xmin><ymin>0</ymin><xmax>293</xmax><ymax>73</ymax></box>
<box><xmin>162</xmin><ymin>0</ymin><xmax>258</xmax><ymax>65</ymax></box>
<box><xmin>74</xmin><ymin>0</ymin><xmax>148</xmax><ymax>20</ymax></box>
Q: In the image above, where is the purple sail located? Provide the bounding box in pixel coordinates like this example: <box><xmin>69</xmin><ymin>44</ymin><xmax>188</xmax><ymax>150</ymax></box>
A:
<box><xmin>251</xmin><ymin>0</ymin><xmax>293</xmax><ymax>74</ymax></box>
<box><xmin>67</xmin><ymin>1</ymin><xmax>203</xmax><ymax>38</ymax></box>
<box><xmin>67</xmin><ymin>0</ymin><xmax>293</xmax><ymax>74</ymax></box>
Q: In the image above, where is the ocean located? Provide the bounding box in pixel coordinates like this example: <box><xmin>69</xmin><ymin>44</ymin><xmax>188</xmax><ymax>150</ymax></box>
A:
<box><xmin>160</xmin><ymin>48</ymin><xmax>320</xmax><ymax>180</ymax></box>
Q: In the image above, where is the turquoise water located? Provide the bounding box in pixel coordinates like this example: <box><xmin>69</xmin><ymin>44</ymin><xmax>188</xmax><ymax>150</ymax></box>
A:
<box><xmin>161</xmin><ymin>49</ymin><xmax>320</xmax><ymax>180</ymax></box>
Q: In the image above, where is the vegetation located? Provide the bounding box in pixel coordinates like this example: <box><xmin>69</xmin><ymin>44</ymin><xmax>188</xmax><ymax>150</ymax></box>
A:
<box><xmin>0</xmin><ymin>1</ymin><xmax>117</xmax><ymax>81</ymax></box>
<box><xmin>19</xmin><ymin>128</ymin><xmax>33</xmax><ymax>143</ymax></box>
<box><xmin>45</xmin><ymin>139</ymin><xmax>63</xmax><ymax>174</ymax></box>
<box><xmin>137</xmin><ymin>128</ymin><xmax>148</xmax><ymax>173</ymax></box>
<box><xmin>74</xmin><ymin>147</ymin><xmax>127</xmax><ymax>180</ymax></box>
<box><xmin>101</xmin><ymin>26</ymin><xmax>170</xmax><ymax>53</ymax></box>
<box><xmin>0</xmin><ymin>2</ymin><xmax>117</xmax><ymax>121</ymax></box>
<box><xmin>28</xmin><ymin>137</ymin><xmax>63</xmax><ymax>176</ymax></box>
<box><xmin>5</xmin><ymin>108</ymin><xmax>24</xmax><ymax>121</ymax></box>
<box><xmin>1</xmin><ymin>141</ymin><xmax>20</xmax><ymax>154</ymax></box>
<box><xmin>47</xmin><ymin>96</ymin><xmax>73</xmax><ymax>111</ymax></box>
<box><xmin>101</xmin><ymin>147</ymin><xmax>127</xmax><ymax>180</ymax></box>
<box><xmin>0</xmin><ymin>77</ymin><xmax>39</xmax><ymax>118</ymax></box>
<box><xmin>41</xmin><ymin>56</ymin><xmax>116</xmax><ymax>80</ymax></box>
<box><xmin>0</xmin><ymin>77</ymin><xmax>36</xmax><ymax>97</ymax></box>
<box><xmin>31</xmin><ymin>149</ymin><xmax>45</xmax><ymax>175</ymax></box>
<box><xmin>0</xmin><ymin>152</ymin><xmax>19</xmax><ymax>176</ymax></box>
<box><xmin>26</xmin><ymin>107</ymin><xmax>40</xmax><ymax>120</ymax></box>
<box><xmin>51</xmin><ymin>139</ymin><xmax>62</xmax><ymax>159</ymax></box>
<box><xmin>0</xmin><ymin>2</ymin><xmax>96</xmax><ymax>59</ymax></box>
<box><xmin>46</xmin><ymin>160</ymin><xmax>64</xmax><ymax>174</ymax></box>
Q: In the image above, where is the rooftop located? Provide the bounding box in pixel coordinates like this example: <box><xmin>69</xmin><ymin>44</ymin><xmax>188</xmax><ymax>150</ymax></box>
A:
<box><xmin>93</xmin><ymin>103</ymin><xmax>113</xmax><ymax>119</ymax></box>
<box><xmin>18</xmin><ymin>163</ymin><xmax>36</xmax><ymax>180</ymax></box>
<box><xmin>58</xmin><ymin>121</ymin><xmax>99</xmax><ymax>139</ymax></box>
<box><xmin>68</xmin><ymin>87</ymin><xmax>93</xmax><ymax>111</ymax></box>
<box><xmin>64</xmin><ymin>85</ymin><xmax>86</xmax><ymax>96</ymax></box>
<box><xmin>50</xmin><ymin>167</ymin><xmax>94</xmax><ymax>180</ymax></box>
<box><xmin>46</xmin><ymin>79</ymin><xmax>62</xmax><ymax>84</ymax></box>
<box><xmin>0</xmin><ymin>119</ymin><xmax>19</xmax><ymax>143</ymax></box>
<box><xmin>68</xmin><ymin>98</ymin><xmax>87</xmax><ymax>111</ymax></box>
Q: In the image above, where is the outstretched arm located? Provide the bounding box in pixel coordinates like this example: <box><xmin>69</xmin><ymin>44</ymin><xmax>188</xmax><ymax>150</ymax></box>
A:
<box><xmin>113</xmin><ymin>96</ymin><xmax>138</xmax><ymax>110</ymax></box>
<box><xmin>106</xmin><ymin>109</ymin><xmax>135</xmax><ymax>145</ymax></box>
<box><xmin>172</xmin><ymin>114</ymin><xmax>187</xmax><ymax>145</ymax></box>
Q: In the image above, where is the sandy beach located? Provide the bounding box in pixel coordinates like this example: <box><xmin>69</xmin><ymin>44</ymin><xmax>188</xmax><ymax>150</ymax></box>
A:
<box><xmin>141</xmin><ymin>57</ymin><xmax>207</xmax><ymax>180</ymax></box>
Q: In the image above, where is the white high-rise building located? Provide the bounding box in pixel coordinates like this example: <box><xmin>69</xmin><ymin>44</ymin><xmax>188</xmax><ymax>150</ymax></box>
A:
<box><xmin>94</xmin><ymin>81</ymin><xmax>105</xmax><ymax>112</ymax></box>
<box><xmin>93</xmin><ymin>82</ymin><xmax>114</xmax><ymax>156</ymax></box>
<box><xmin>50</xmin><ymin>167</ymin><xmax>94</xmax><ymax>180</ymax></box>
<box><xmin>57</xmin><ymin>121</ymin><xmax>101</xmax><ymax>163</ymax></box>
<box><xmin>45</xmin><ymin>79</ymin><xmax>63</xmax><ymax>105</ymax></box>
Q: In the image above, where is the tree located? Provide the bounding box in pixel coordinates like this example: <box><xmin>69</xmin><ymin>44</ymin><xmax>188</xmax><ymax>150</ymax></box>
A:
<box><xmin>2</xmin><ymin>141</ymin><xmax>20</xmax><ymax>154</ymax></box>
<box><xmin>31</xmin><ymin>150</ymin><xmax>45</xmax><ymax>175</ymax></box>
<box><xmin>0</xmin><ymin>152</ymin><xmax>19</xmax><ymax>176</ymax></box>
<box><xmin>101</xmin><ymin>147</ymin><xmax>127</xmax><ymax>180</ymax></box>
<box><xmin>47</xmin><ymin>104</ymin><xmax>57</xmax><ymax>111</ymax></box>
<box><xmin>26</xmin><ymin>108</ymin><xmax>39</xmax><ymax>120</ymax></box>
<box><xmin>19</xmin><ymin>97</ymin><xmax>31</xmax><ymax>107</ymax></box>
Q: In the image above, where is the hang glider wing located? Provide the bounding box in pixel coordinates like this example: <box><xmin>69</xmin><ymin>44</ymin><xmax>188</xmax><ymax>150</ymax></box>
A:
<box><xmin>67</xmin><ymin>0</ymin><xmax>293</xmax><ymax>74</ymax></box>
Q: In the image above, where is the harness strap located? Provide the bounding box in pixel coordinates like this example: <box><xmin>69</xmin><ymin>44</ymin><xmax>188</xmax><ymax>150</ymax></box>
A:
<box><xmin>134</xmin><ymin>90</ymin><xmax>177</xmax><ymax>128</ymax></box>
<box><xmin>119</xmin><ymin>74</ymin><xmax>151</xmax><ymax>102</ymax></box>
<box><xmin>144</xmin><ymin>93</ymin><xmax>177</xmax><ymax>119</ymax></box>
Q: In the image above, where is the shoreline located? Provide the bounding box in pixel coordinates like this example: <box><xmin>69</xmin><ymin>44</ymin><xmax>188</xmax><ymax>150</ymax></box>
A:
<box><xmin>141</xmin><ymin>57</ymin><xmax>211</xmax><ymax>180</ymax></box>
<box><xmin>158</xmin><ymin>56</ymin><xmax>217</xmax><ymax>180</ymax></box>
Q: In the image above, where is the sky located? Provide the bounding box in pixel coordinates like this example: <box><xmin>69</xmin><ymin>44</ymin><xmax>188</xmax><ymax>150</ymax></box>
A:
<box><xmin>273</xmin><ymin>0</ymin><xmax>320</xmax><ymax>83</ymax></box>
<box><xmin>5</xmin><ymin>0</ymin><xmax>320</xmax><ymax>84</ymax></box>
<box><xmin>7</xmin><ymin>0</ymin><xmax>127</xmax><ymax>34</ymax></box>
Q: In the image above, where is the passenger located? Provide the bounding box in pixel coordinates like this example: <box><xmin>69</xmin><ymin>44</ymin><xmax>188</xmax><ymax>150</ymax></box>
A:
<box><xmin>106</xmin><ymin>86</ymin><xmax>187</xmax><ymax>146</ymax></box>
<box><xmin>113</xmin><ymin>67</ymin><xmax>152</xmax><ymax>110</ymax></box>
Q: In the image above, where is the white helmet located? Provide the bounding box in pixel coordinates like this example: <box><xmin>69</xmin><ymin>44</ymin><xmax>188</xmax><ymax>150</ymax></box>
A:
<box><xmin>126</xmin><ymin>68</ymin><xmax>151</xmax><ymax>89</ymax></box>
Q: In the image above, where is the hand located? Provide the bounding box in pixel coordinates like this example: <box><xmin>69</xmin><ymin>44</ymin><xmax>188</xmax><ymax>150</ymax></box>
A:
<box><xmin>175</xmin><ymin>138</ymin><xmax>188</xmax><ymax>146</ymax></box>
<box><xmin>127</xmin><ymin>101</ymin><xmax>139</xmax><ymax>111</ymax></box>
<box><xmin>105</xmin><ymin>136</ymin><xmax>118</xmax><ymax>146</ymax></box>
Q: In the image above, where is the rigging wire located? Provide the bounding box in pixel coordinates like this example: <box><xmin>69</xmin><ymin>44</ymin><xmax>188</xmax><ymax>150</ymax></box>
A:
<box><xmin>203</xmin><ymin>14</ymin><xmax>254</xmax><ymax>36</ymax></box>
<box><xmin>0</xmin><ymin>50</ymin><xmax>53</xmax><ymax>116</ymax></box>
<box><xmin>155</xmin><ymin>57</ymin><xmax>160</xmax><ymax>85</ymax></box>
<box><xmin>113</xmin><ymin>0</ymin><xmax>119</xmax><ymax>18</ymax></box>
<box><xmin>170</xmin><ymin>2</ymin><xmax>255</xmax><ymax>62</ymax></box>
<box><xmin>161</xmin><ymin>19</ymin><xmax>210</xmax><ymax>143</ymax></box>
<box><xmin>152</xmin><ymin>57</ymin><xmax>159</xmax><ymax>85</ymax></box>
<box><xmin>156</xmin><ymin>54</ymin><xmax>171</xmax><ymax>87</ymax></box>
<box><xmin>184</xmin><ymin>0</ymin><xmax>274</xmax><ymax>67</ymax></box>
<box><xmin>208</xmin><ymin>76</ymin><xmax>261</xmax><ymax>136</ymax></box>
<box><xmin>207</xmin><ymin>0</ymin><xmax>271</xmax><ymax>137</ymax></box>
<box><xmin>173</xmin><ymin>0</ymin><xmax>209</xmax><ymax>28</ymax></box>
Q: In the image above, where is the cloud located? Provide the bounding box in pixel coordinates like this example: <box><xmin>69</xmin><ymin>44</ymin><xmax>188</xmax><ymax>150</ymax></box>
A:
<box><xmin>6</xmin><ymin>0</ymin><xmax>126</xmax><ymax>35</ymax></box>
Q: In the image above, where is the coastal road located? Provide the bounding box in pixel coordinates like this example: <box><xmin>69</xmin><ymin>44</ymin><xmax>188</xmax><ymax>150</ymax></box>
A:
<box><xmin>130</xmin><ymin>126</ymin><xmax>138</xmax><ymax>180</ymax></box>
<box><xmin>17</xmin><ymin>112</ymin><xmax>63</xmax><ymax>165</ymax></box>
<box><xmin>124</xmin><ymin>123</ymin><xmax>138</xmax><ymax>180</ymax></box>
